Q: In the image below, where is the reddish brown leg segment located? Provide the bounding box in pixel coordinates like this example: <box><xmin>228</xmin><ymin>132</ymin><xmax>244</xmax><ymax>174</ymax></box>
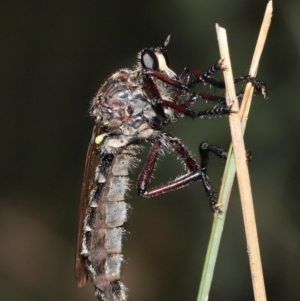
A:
<box><xmin>137</xmin><ymin>134</ymin><xmax>219</xmax><ymax>211</ymax></box>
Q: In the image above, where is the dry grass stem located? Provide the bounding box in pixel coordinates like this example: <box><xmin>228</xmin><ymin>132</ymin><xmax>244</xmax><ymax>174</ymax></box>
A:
<box><xmin>215</xmin><ymin>5</ymin><xmax>272</xmax><ymax>299</ymax></box>
<box><xmin>196</xmin><ymin>3</ymin><xmax>272</xmax><ymax>301</ymax></box>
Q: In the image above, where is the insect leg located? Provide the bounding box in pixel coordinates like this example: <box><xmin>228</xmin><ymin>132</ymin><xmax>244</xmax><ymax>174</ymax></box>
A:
<box><xmin>199</xmin><ymin>142</ymin><xmax>228</xmax><ymax>173</ymax></box>
<box><xmin>142</xmin><ymin>66</ymin><xmax>230</xmax><ymax>121</ymax></box>
<box><xmin>137</xmin><ymin>134</ymin><xmax>219</xmax><ymax>212</ymax></box>
<box><xmin>233</xmin><ymin>75</ymin><xmax>268</xmax><ymax>98</ymax></box>
<box><xmin>142</xmin><ymin>70</ymin><xmax>214</xmax><ymax>121</ymax></box>
<box><xmin>188</xmin><ymin>61</ymin><xmax>224</xmax><ymax>89</ymax></box>
<box><xmin>199</xmin><ymin>141</ymin><xmax>252</xmax><ymax>170</ymax></box>
<box><xmin>141</xmin><ymin>74</ymin><xmax>167</xmax><ymax>123</ymax></box>
<box><xmin>143</xmin><ymin>61</ymin><xmax>224</xmax><ymax>91</ymax></box>
<box><xmin>189</xmin><ymin>63</ymin><xmax>268</xmax><ymax>98</ymax></box>
<box><xmin>161</xmin><ymin>99</ymin><xmax>231</xmax><ymax>119</ymax></box>
<box><xmin>173</xmin><ymin>92</ymin><xmax>226</xmax><ymax>111</ymax></box>
<box><xmin>177</xmin><ymin>67</ymin><xmax>191</xmax><ymax>85</ymax></box>
<box><xmin>144</xmin><ymin>60</ymin><xmax>267</xmax><ymax>99</ymax></box>
<box><xmin>137</xmin><ymin>140</ymin><xmax>162</xmax><ymax>195</ymax></box>
<box><xmin>143</xmin><ymin>69</ymin><xmax>189</xmax><ymax>91</ymax></box>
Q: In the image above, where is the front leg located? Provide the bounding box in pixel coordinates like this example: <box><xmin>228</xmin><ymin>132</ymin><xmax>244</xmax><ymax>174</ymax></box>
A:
<box><xmin>161</xmin><ymin>100</ymin><xmax>232</xmax><ymax>119</ymax></box>
<box><xmin>188</xmin><ymin>61</ymin><xmax>268</xmax><ymax>98</ymax></box>
<box><xmin>188</xmin><ymin>60</ymin><xmax>224</xmax><ymax>89</ymax></box>
<box><xmin>142</xmin><ymin>69</ymin><xmax>232</xmax><ymax>122</ymax></box>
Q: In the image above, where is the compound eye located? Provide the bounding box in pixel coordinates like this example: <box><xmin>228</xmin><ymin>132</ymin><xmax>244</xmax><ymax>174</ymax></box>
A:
<box><xmin>141</xmin><ymin>49</ymin><xmax>159</xmax><ymax>70</ymax></box>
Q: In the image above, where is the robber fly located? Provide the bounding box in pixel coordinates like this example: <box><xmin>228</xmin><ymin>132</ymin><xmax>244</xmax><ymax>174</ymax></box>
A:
<box><xmin>75</xmin><ymin>35</ymin><xmax>267</xmax><ymax>301</ymax></box>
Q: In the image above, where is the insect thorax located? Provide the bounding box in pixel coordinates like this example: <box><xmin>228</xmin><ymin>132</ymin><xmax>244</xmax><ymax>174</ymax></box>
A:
<box><xmin>91</xmin><ymin>68</ymin><xmax>178</xmax><ymax>133</ymax></box>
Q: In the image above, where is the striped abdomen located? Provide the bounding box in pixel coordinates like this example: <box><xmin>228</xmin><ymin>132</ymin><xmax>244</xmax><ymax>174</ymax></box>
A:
<box><xmin>81</xmin><ymin>146</ymin><xmax>138</xmax><ymax>301</ymax></box>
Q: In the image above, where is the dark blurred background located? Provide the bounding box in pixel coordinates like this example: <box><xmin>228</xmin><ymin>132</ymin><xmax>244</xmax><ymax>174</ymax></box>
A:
<box><xmin>1</xmin><ymin>1</ymin><xmax>299</xmax><ymax>300</ymax></box>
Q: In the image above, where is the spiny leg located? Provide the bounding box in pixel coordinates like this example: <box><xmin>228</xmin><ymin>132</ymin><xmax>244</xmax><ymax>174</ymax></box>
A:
<box><xmin>137</xmin><ymin>136</ymin><xmax>199</xmax><ymax>196</ymax></box>
<box><xmin>199</xmin><ymin>142</ymin><xmax>228</xmax><ymax>173</ymax></box>
<box><xmin>187</xmin><ymin>60</ymin><xmax>268</xmax><ymax>98</ymax></box>
<box><xmin>137</xmin><ymin>140</ymin><xmax>161</xmax><ymax>195</ymax></box>
<box><xmin>143</xmin><ymin>60</ymin><xmax>267</xmax><ymax>119</ymax></box>
<box><xmin>188</xmin><ymin>61</ymin><xmax>224</xmax><ymax>89</ymax></box>
<box><xmin>174</xmin><ymin>92</ymin><xmax>227</xmax><ymax>110</ymax></box>
<box><xmin>199</xmin><ymin>141</ymin><xmax>252</xmax><ymax>171</ymax></box>
<box><xmin>137</xmin><ymin>133</ymin><xmax>219</xmax><ymax>212</ymax></box>
<box><xmin>169</xmin><ymin>90</ymin><xmax>228</xmax><ymax>121</ymax></box>
<box><xmin>233</xmin><ymin>75</ymin><xmax>268</xmax><ymax>98</ymax></box>
<box><xmin>142</xmin><ymin>60</ymin><xmax>260</xmax><ymax>122</ymax></box>
<box><xmin>142</xmin><ymin>69</ymin><xmax>232</xmax><ymax>122</ymax></box>
<box><xmin>161</xmin><ymin>99</ymin><xmax>232</xmax><ymax>119</ymax></box>
<box><xmin>184</xmin><ymin>57</ymin><xmax>268</xmax><ymax>98</ymax></box>
<box><xmin>200</xmin><ymin>75</ymin><xmax>268</xmax><ymax>98</ymax></box>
